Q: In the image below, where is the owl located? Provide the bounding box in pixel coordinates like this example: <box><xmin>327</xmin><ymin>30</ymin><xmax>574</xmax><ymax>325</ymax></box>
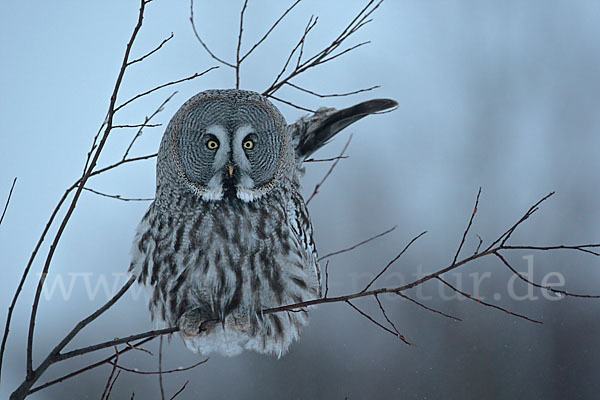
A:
<box><xmin>129</xmin><ymin>89</ymin><xmax>396</xmax><ymax>357</ymax></box>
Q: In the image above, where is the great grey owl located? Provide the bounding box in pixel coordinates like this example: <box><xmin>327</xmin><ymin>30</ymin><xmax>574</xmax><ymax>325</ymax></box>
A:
<box><xmin>129</xmin><ymin>89</ymin><xmax>396</xmax><ymax>357</ymax></box>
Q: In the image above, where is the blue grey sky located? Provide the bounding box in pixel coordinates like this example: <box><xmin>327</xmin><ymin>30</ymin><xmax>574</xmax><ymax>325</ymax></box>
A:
<box><xmin>1</xmin><ymin>1</ymin><xmax>600</xmax><ymax>398</ymax></box>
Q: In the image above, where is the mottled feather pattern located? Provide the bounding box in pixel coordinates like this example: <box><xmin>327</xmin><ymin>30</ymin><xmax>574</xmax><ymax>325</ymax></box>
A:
<box><xmin>129</xmin><ymin>89</ymin><xmax>395</xmax><ymax>357</ymax></box>
<box><xmin>130</xmin><ymin>184</ymin><xmax>320</xmax><ymax>356</ymax></box>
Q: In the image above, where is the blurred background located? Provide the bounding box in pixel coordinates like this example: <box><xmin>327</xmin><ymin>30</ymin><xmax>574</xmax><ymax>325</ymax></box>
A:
<box><xmin>1</xmin><ymin>0</ymin><xmax>599</xmax><ymax>399</ymax></box>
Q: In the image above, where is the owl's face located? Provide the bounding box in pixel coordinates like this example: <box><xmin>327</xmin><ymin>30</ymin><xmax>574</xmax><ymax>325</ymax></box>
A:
<box><xmin>168</xmin><ymin>91</ymin><xmax>289</xmax><ymax>202</ymax></box>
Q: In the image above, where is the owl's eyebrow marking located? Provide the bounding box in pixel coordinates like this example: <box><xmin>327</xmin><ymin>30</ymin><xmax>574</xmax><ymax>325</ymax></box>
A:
<box><xmin>234</xmin><ymin>124</ymin><xmax>254</xmax><ymax>141</ymax></box>
<box><xmin>206</xmin><ymin>124</ymin><xmax>228</xmax><ymax>139</ymax></box>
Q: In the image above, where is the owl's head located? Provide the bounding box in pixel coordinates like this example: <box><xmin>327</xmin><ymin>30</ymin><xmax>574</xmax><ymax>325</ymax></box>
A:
<box><xmin>157</xmin><ymin>89</ymin><xmax>293</xmax><ymax>203</ymax></box>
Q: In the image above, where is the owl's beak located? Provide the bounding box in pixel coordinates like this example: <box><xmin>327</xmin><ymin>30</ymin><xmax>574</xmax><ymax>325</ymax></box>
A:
<box><xmin>228</xmin><ymin>165</ymin><xmax>235</xmax><ymax>177</ymax></box>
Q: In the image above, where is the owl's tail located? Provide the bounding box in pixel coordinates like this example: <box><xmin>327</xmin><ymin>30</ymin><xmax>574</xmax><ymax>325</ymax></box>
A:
<box><xmin>292</xmin><ymin>98</ymin><xmax>398</xmax><ymax>159</ymax></box>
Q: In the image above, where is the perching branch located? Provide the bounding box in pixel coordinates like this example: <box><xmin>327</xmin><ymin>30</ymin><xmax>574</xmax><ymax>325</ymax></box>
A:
<box><xmin>3</xmin><ymin>0</ymin><xmax>217</xmax><ymax>397</ymax></box>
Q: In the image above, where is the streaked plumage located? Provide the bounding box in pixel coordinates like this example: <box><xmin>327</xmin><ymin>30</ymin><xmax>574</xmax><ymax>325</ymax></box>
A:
<box><xmin>129</xmin><ymin>89</ymin><xmax>396</xmax><ymax>356</ymax></box>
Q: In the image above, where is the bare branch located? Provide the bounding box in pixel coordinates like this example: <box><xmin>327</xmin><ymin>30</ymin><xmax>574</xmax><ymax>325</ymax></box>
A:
<box><xmin>56</xmin><ymin>327</ymin><xmax>178</xmax><ymax>362</ymax></box>
<box><xmin>13</xmin><ymin>277</ymin><xmax>135</xmax><ymax>398</ymax></box>
<box><xmin>453</xmin><ymin>187</ymin><xmax>481</xmax><ymax>264</ymax></box>
<box><xmin>114</xmin><ymin>67</ymin><xmax>218</xmax><ymax>113</ymax></box>
<box><xmin>105</xmin><ymin>370</ymin><xmax>121</xmax><ymax>400</ymax></box>
<box><xmin>29</xmin><ymin>337</ymin><xmax>157</xmax><ymax>394</ymax></box>
<box><xmin>485</xmin><ymin>191</ymin><xmax>555</xmax><ymax>252</ymax></box>
<box><xmin>286</xmin><ymin>82</ymin><xmax>380</xmax><ymax>98</ymax></box>
<box><xmin>436</xmin><ymin>277</ymin><xmax>543</xmax><ymax>324</ymax></box>
<box><xmin>501</xmin><ymin>244</ymin><xmax>600</xmax><ymax>257</ymax></box>
<box><xmin>235</xmin><ymin>0</ymin><xmax>248</xmax><ymax>89</ymax></box>
<box><xmin>346</xmin><ymin>300</ymin><xmax>404</xmax><ymax>340</ymax></box>
<box><xmin>0</xmin><ymin>177</ymin><xmax>17</xmax><ymax>228</ymax></box>
<box><xmin>494</xmin><ymin>252</ymin><xmax>600</xmax><ymax>298</ymax></box>
<box><xmin>324</xmin><ymin>261</ymin><xmax>330</xmax><ymax>298</ymax></box>
<box><xmin>113</xmin><ymin>123</ymin><xmax>162</xmax><ymax>129</ymax></box>
<box><xmin>269</xmin><ymin>96</ymin><xmax>316</xmax><ymax>113</ymax></box>
<box><xmin>304</xmin><ymin>155</ymin><xmax>348</xmax><ymax>163</ymax></box>
<box><xmin>26</xmin><ymin>0</ymin><xmax>150</xmax><ymax>381</ymax></box>
<box><xmin>128</xmin><ymin>32</ymin><xmax>174</xmax><ymax>66</ymax></box>
<box><xmin>396</xmin><ymin>292</ymin><xmax>462</xmax><ymax>322</ymax></box>
<box><xmin>100</xmin><ymin>347</ymin><xmax>119</xmax><ymax>400</ymax></box>
<box><xmin>305</xmin><ymin>135</ymin><xmax>351</xmax><ymax>205</ymax></box>
<box><xmin>263</xmin><ymin>0</ymin><xmax>384</xmax><ymax>98</ymax></box>
<box><xmin>92</xmin><ymin>153</ymin><xmax>158</xmax><ymax>177</ymax></box>
<box><xmin>169</xmin><ymin>381</ymin><xmax>189</xmax><ymax>400</ymax></box>
<box><xmin>83</xmin><ymin>187</ymin><xmax>153</xmax><ymax>202</ymax></box>
<box><xmin>159</xmin><ymin>336</ymin><xmax>165</xmax><ymax>400</ymax></box>
<box><xmin>374</xmin><ymin>295</ymin><xmax>411</xmax><ymax>345</ymax></box>
<box><xmin>318</xmin><ymin>225</ymin><xmax>396</xmax><ymax>262</ymax></box>
<box><xmin>362</xmin><ymin>231</ymin><xmax>428</xmax><ymax>292</ymax></box>
<box><xmin>122</xmin><ymin>91</ymin><xmax>177</xmax><ymax>161</ymax></box>
<box><xmin>108</xmin><ymin>358</ymin><xmax>208</xmax><ymax>375</ymax></box>
<box><xmin>239</xmin><ymin>0</ymin><xmax>303</xmax><ymax>64</ymax></box>
<box><xmin>189</xmin><ymin>0</ymin><xmax>235</xmax><ymax>68</ymax></box>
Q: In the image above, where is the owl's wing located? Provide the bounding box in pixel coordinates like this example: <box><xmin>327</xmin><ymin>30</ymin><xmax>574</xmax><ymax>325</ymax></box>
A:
<box><xmin>288</xmin><ymin>189</ymin><xmax>321</xmax><ymax>297</ymax></box>
<box><xmin>289</xmin><ymin>98</ymin><xmax>398</xmax><ymax>160</ymax></box>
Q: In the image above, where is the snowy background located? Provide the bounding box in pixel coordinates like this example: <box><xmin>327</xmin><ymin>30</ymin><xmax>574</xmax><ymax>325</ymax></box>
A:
<box><xmin>1</xmin><ymin>1</ymin><xmax>599</xmax><ymax>399</ymax></box>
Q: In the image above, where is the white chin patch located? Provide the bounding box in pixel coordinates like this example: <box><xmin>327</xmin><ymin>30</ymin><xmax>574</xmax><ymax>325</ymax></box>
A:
<box><xmin>201</xmin><ymin>175</ymin><xmax>224</xmax><ymax>201</ymax></box>
<box><xmin>202</xmin><ymin>187</ymin><xmax>223</xmax><ymax>201</ymax></box>
<box><xmin>236</xmin><ymin>187</ymin><xmax>261</xmax><ymax>202</ymax></box>
<box><xmin>236</xmin><ymin>174</ymin><xmax>258</xmax><ymax>202</ymax></box>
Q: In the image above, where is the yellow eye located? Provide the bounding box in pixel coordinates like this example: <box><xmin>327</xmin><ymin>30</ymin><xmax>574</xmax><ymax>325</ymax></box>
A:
<box><xmin>206</xmin><ymin>139</ymin><xmax>219</xmax><ymax>150</ymax></box>
<box><xmin>243</xmin><ymin>139</ymin><xmax>254</xmax><ymax>150</ymax></box>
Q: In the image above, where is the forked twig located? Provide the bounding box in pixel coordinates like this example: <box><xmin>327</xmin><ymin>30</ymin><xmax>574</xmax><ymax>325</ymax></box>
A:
<box><xmin>306</xmin><ymin>135</ymin><xmax>352</xmax><ymax>205</ymax></box>
<box><xmin>319</xmin><ymin>226</ymin><xmax>397</xmax><ymax>261</ymax></box>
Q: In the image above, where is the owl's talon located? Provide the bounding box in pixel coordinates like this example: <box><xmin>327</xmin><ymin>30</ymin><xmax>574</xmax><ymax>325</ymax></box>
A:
<box><xmin>178</xmin><ymin>308</ymin><xmax>217</xmax><ymax>337</ymax></box>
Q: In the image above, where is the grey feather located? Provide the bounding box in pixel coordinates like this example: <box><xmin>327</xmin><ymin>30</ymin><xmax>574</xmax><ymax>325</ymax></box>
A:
<box><xmin>129</xmin><ymin>89</ymin><xmax>395</xmax><ymax>357</ymax></box>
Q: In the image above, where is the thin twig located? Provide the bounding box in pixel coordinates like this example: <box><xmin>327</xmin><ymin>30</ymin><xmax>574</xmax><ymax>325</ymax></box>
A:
<box><xmin>92</xmin><ymin>153</ymin><xmax>158</xmax><ymax>177</ymax></box>
<box><xmin>235</xmin><ymin>0</ymin><xmax>248</xmax><ymax>89</ymax></box>
<box><xmin>269</xmin><ymin>96</ymin><xmax>316</xmax><ymax>113</ymax></box>
<box><xmin>362</xmin><ymin>231</ymin><xmax>428</xmax><ymax>292</ymax></box>
<box><xmin>122</xmin><ymin>91</ymin><xmax>177</xmax><ymax>161</ymax></box>
<box><xmin>128</xmin><ymin>32</ymin><xmax>174</xmax><ymax>65</ymax></box>
<box><xmin>114</xmin><ymin>67</ymin><xmax>218</xmax><ymax>113</ymax></box>
<box><xmin>453</xmin><ymin>187</ymin><xmax>481</xmax><ymax>264</ymax></box>
<box><xmin>83</xmin><ymin>187</ymin><xmax>153</xmax><ymax>202</ymax></box>
<box><xmin>159</xmin><ymin>336</ymin><xmax>165</xmax><ymax>400</ymax></box>
<box><xmin>318</xmin><ymin>226</ymin><xmax>396</xmax><ymax>261</ymax></box>
<box><xmin>239</xmin><ymin>0</ymin><xmax>303</xmax><ymax>64</ymax></box>
<box><xmin>306</xmin><ymin>135</ymin><xmax>352</xmax><ymax>205</ymax></box>
<box><xmin>169</xmin><ymin>381</ymin><xmax>189</xmax><ymax>400</ymax></box>
<box><xmin>14</xmin><ymin>277</ymin><xmax>135</xmax><ymax>398</ymax></box>
<box><xmin>0</xmin><ymin>178</ymin><xmax>17</xmax><ymax>229</ymax></box>
<box><xmin>100</xmin><ymin>347</ymin><xmax>119</xmax><ymax>400</ymax></box>
<box><xmin>286</xmin><ymin>82</ymin><xmax>379</xmax><ymax>98</ymax></box>
<box><xmin>113</xmin><ymin>124</ymin><xmax>162</xmax><ymax>129</ymax></box>
<box><xmin>324</xmin><ymin>261</ymin><xmax>330</xmax><ymax>298</ymax></box>
<box><xmin>189</xmin><ymin>0</ymin><xmax>235</xmax><ymax>68</ymax></box>
<box><xmin>494</xmin><ymin>252</ymin><xmax>600</xmax><ymax>298</ymax></box>
<box><xmin>485</xmin><ymin>192</ymin><xmax>555</xmax><ymax>252</ymax></box>
<box><xmin>29</xmin><ymin>337</ymin><xmax>156</xmax><ymax>394</ymax></box>
<box><xmin>346</xmin><ymin>300</ymin><xmax>402</xmax><ymax>339</ymax></box>
<box><xmin>109</xmin><ymin>358</ymin><xmax>208</xmax><ymax>375</ymax></box>
<box><xmin>396</xmin><ymin>292</ymin><xmax>462</xmax><ymax>322</ymax></box>
<box><xmin>105</xmin><ymin>371</ymin><xmax>121</xmax><ymax>400</ymax></box>
<box><xmin>502</xmin><ymin>244</ymin><xmax>600</xmax><ymax>257</ymax></box>
<box><xmin>304</xmin><ymin>155</ymin><xmax>348</xmax><ymax>163</ymax></box>
<box><xmin>263</xmin><ymin>0</ymin><xmax>383</xmax><ymax>98</ymax></box>
<box><xmin>436</xmin><ymin>277</ymin><xmax>543</xmax><ymax>324</ymax></box>
<box><xmin>374</xmin><ymin>294</ymin><xmax>411</xmax><ymax>345</ymax></box>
